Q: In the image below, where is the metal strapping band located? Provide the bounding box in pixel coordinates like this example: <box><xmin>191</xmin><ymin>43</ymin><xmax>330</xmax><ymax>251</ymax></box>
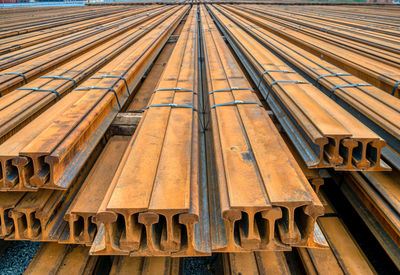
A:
<box><xmin>154</xmin><ymin>88</ymin><xmax>196</xmax><ymax>94</ymax></box>
<box><xmin>40</xmin><ymin>76</ymin><xmax>77</xmax><ymax>87</ymax></box>
<box><xmin>17</xmin><ymin>87</ymin><xmax>60</xmax><ymax>99</ymax></box>
<box><xmin>270</xmin><ymin>80</ymin><xmax>310</xmax><ymax>86</ymax></box>
<box><xmin>75</xmin><ymin>86</ymin><xmax>121</xmax><ymax>109</ymax></box>
<box><xmin>331</xmin><ymin>83</ymin><xmax>372</xmax><ymax>92</ymax></box>
<box><xmin>0</xmin><ymin>72</ymin><xmax>27</xmax><ymax>84</ymax></box>
<box><xmin>209</xmin><ymin>87</ymin><xmax>253</xmax><ymax>94</ymax></box>
<box><xmin>211</xmin><ymin>100</ymin><xmax>262</xmax><ymax>109</ymax></box>
<box><xmin>262</xmin><ymin>69</ymin><xmax>296</xmax><ymax>75</ymax></box>
<box><xmin>145</xmin><ymin>103</ymin><xmax>197</xmax><ymax>112</ymax></box>
<box><xmin>257</xmin><ymin>70</ymin><xmax>295</xmax><ymax>88</ymax></box>
<box><xmin>392</xmin><ymin>81</ymin><xmax>400</xmax><ymax>96</ymax></box>
<box><xmin>90</xmin><ymin>75</ymin><xmax>131</xmax><ymax>96</ymax></box>
<box><xmin>316</xmin><ymin>73</ymin><xmax>352</xmax><ymax>83</ymax></box>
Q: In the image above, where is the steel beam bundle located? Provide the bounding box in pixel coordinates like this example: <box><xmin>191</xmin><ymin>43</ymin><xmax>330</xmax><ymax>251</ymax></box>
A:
<box><xmin>0</xmin><ymin>5</ymin><xmax>167</xmax><ymax>96</ymax></box>
<box><xmin>210</xmin><ymin>5</ymin><xmax>400</xmax><ymax>171</ymax></box>
<box><xmin>218</xmin><ymin>4</ymin><xmax>400</xmax><ymax>97</ymax></box>
<box><xmin>0</xmin><ymin>7</ymin><xmax>154</xmax><ymax>55</ymax></box>
<box><xmin>0</xmin><ymin>6</ymin><xmax>130</xmax><ymax>39</ymax></box>
<box><xmin>0</xmin><ymin>6</ymin><xmax>176</xmax><ymax>145</ymax></box>
<box><xmin>200</xmin><ymin>4</ymin><xmax>325</xmax><ymax>253</ymax></box>
<box><xmin>91</xmin><ymin>8</ymin><xmax>208</xmax><ymax>257</ymax></box>
<box><xmin>208</xmin><ymin>4</ymin><xmax>389</xmax><ymax>171</ymax></box>
<box><xmin>0</xmin><ymin>3</ymin><xmax>399</xmax><ymax>272</ymax></box>
<box><xmin>0</xmin><ymin>6</ymin><xmax>162</xmax><ymax>71</ymax></box>
<box><xmin>0</xmin><ymin>6</ymin><xmax>186</xmax><ymax>193</ymax></box>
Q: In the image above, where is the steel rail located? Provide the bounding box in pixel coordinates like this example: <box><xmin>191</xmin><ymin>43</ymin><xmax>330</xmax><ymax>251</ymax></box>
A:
<box><xmin>233</xmin><ymin>16</ymin><xmax>400</xmax><ymax>170</ymax></box>
<box><xmin>0</xmin><ymin>6</ymin><xmax>131</xmax><ymax>39</ymax></box>
<box><xmin>220</xmin><ymin>5</ymin><xmax>400</xmax><ymax>97</ymax></box>
<box><xmin>91</xmin><ymin>8</ymin><xmax>205</xmax><ymax>256</ymax></box>
<box><xmin>214</xmin><ymin>4</ymin><xmax>400</xmax><ymax>171</ymax></box>
<box><xmin>0</xmin><ymin>7</ymin><xmax>177</xmax><ymax>148</ymax></box>
<box><xmin>240</xmin><ymin>5</ymin><xmax>400</xmax><ymax>55</ymax></box>
<box><xmin>338</xmin><ymin>172</ymin><xmax>400</xmax><ymax>269</ymax></box>
<box><xmin>0</xmin><ymin>7</ymin><xmax>157</xmax><ymax>56</ymax></box>
<box><xmin>17</xmin><ymin>6</ymin><xmax>186</xmax><ymax>192</ymax></box>
<box><xmin>24</xmin><ymin>243</ymin><xmax>98</xmax><ymax>275</ymax></box>
<box><xmin>200</xmin><ymin>4</ymin><xmax>324</xmax><ymax>251</ymax></box>
<box><xmin>60</xmin><ymin>136</ymin><xmax>130</xmax><ymax>246</ymax></box>
<box><xmin>109</xmin><ymin>256</ymin><xmax>181</xmax><ymax>275</ymax></box>
<box><xmin>0</xmin><ymin>6</ymin><xmax>164</xmax><ymax>71</ymax></box>
<box><xmin>209</xmin><ymin>4</ymin><xmax>388</xmax><ymax>171</ymax></box>
<box><xmin>298</xmin><ymin>191</ymin><xmax>376</xmax><ymax>274</ymax></box>
<box><xmin>0</xmin><ymin>6</ymin><xmax>172</xmax><ymax>96</ymax></box>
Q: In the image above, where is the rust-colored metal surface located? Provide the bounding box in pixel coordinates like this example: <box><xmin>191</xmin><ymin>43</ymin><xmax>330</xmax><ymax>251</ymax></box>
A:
<box><xmin>109</xmin><ymin>256</ymin><xmax>180</xmax><ymax>275</ymax></box>
<box><xmin>298</xmin><ymin>191</ymin><xmax>376</xmax><ymax>275</ymax></box>
<box><xmin>60</xmin><ymin>136</ymin><xmax>130</xmax><ymax>245</ymax></box>
<box><xmin>207</xmin><ymin>4</ymin><xmax>389</xmax><ymax>171</ymax></box>
<box><xmin>200</xmin><ymin>4</ymin><xmax>325</xmax><ymax>252</ymax></box>
<box><xmin>0</xmin><ymin>3</ymin><xmax>399</xmax><ymax>273</ymax></box>
<box><xmin>24</xmin><ymin>243</ymin><xmax>97</xmax><ymax>275</ymax></box>
<box><xmin>0</xmin><ymin>5</ymin><xmax>187</xmax><ymax>192</ymax></box>
<box><xmin>91</xmin><ymin>8</ymin><xmax>206</xmax><ymax>257</ymax></box>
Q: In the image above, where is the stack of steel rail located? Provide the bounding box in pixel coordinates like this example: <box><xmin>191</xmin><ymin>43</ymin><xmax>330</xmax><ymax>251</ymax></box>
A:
<box><xmin>206</xmin><ymin>2</ymin><xmax>400</xmax><ymax>271</ymax></box>
<box><xmin>88</xmin><ymin>6</ymin><xmax>326</xmax><ymax>257</ymax></box>
<box><xmin>0</xmin><ymin>2</ymin><xmax>399</xmax><ymax>274</ymax></box>
<box><xmin>208</xmin><ymin>4</ymin><xmax>390</xmax><ymax>172</ymax></box>
<box><xmin>0</xmin><ymin>4</ymin><xmax>188</xmax><ymax>243</ymax></box>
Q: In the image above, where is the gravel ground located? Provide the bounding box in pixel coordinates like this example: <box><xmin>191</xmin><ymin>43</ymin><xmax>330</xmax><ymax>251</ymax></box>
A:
<box><xmin>184</xmin><ymin>255</ymin><xmax>219</xmax><ymax>275</ymax></box>
<box><xmin>0</xmin><ymin>241</ymin><xmax>41</xmax><ymax>275</ymax></box>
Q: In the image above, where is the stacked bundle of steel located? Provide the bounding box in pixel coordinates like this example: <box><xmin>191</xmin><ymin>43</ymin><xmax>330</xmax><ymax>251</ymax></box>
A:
<box><xmin>200</xmin><ymin>4</ymin><xmax>324</xmax><ymax>252</ymax></box>
<box><xmin>208</xmin><ymin>4</ymin><xmax>389</xmax><ymax>171</ymax></box>
<box><xmin>0</xmin><ymin>6</ymin><xmax>175</xmax><ymax>146</ymax></box>
<box><xmin>0</xmin><ymin>6</ymin><xmax>167</xmax><ymax>95</ymax></box>
<box><xmin>91</xmin><ymin>8</ymin><xmax>205</xmax><ymax>256</ymax></box>
<box><xmin>0</xmin><ymin>3</ymin><xmax>398</xmax><ymax>274</ymax></box>
<box><xmin>0</xmin><ymin>5</ymin><xmax>187</xmax><ymax>243</ymax></box>
<box><xmin>222</xmin><ymin>4</ymin><xmax>400</xmax><ymax>97</ymax></box>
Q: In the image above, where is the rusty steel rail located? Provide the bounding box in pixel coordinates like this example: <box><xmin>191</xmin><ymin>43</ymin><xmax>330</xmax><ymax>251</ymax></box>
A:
<box><xmin>0</xmin><ymin>6</ymin><xmax>130</xmax><ymax>39</ymax></box>
<box><xmin>238</xmin><ymin>4</ymin><xmax>400</xmax><ymax>56</ymax></box>
<box><xmin>340</xmin><ymin>171</ymin><xmax>400</xmax><ymax>269</ymax></box>
<box><xmin>0</xmin><ymin>6</ymin><xmax>183</xmax><ymax>191</ymax></box>
<box><xmin>222</xmin><ymin>251</ymin><xmax>295</xmax><ymax>275</ymax></box>
<box><xmin>60</xmin><ymin>136</ymin><xmax>130</xmax><ymax>246</ymax></box>
<box><xmin>208</xmin><ymin>4</ymin><xmax>389</xmax><ymax>171</ymax></box>
<box><xmin>0</xmin><ymin>6</ymin><xmax>186</xmax><ymax>192</ymax></box>
<box><xmin>109</xmin><ymin>256</ymin><xmax>181</xmax><ymax>275</ymax></box>
<box><xmin>0</xmin><ymin>7</ymin><xmax>177</xmax><ymax>147</ymax></box>
<box><xmin>297</xmin><ymin>191</ymin><xmax>376</xmax><ymax>274</ymax></box>
<box><xmin>0</xmin><ymin>5</ymin><xmax>170</xmax><ymax>96</ymax></box>
<box><xmin>219</xmin><ymin>5</ymin><xmax>400</xmax><ymax>97</ymax></box>
<box><xmin>212</xmin><ymin>4</ymin><xmax>400</xmax><ymax>171</ymax></box>
<box><xmin>259</xmin><ymin>5</ymin><xmax>400</xmax><ymax>38</ymax></box>
<box><xmin>0</xmin><ymin>5</ymin><xmax>162</xmax><ymax>68</ymax></box>
<box><xmin>0</xmin><ymin>7</ymin><xmax>154</xmax><ymax>56</ymax></box>
<box><xmin>24</xmin><ymin>243</ymin><xmax>98</xmax><ymax>275</ymax></box>
<box><xmin>200</xmin><ymin>4</ymin><xmax>325</xmax><ymax>252</ymax></box>
<box><xmin>211</xmin><ymin>8</ymin><xmax>400</xmax><ymax>171</ymax></box>
<box><xmin>91</xmin><ymin>8</ymin><xmax>208</xmax><ymax>257</ymax></box>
